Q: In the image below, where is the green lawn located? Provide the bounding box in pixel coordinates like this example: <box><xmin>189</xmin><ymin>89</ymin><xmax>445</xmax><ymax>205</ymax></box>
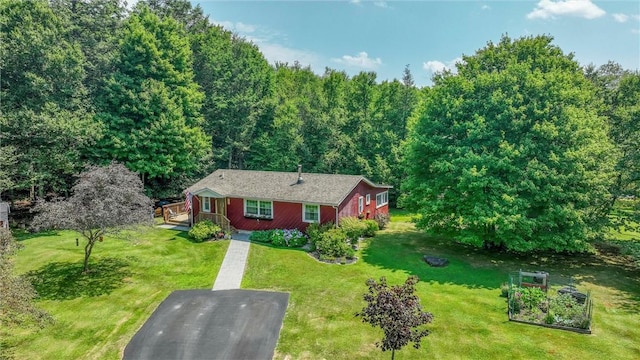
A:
<box><xmin>3</xmin><ymin>227</ymin><xmax>229</xmax><ymax>359</ymax></box>
<box><xmin>243</xmin><ymin>222</ymin><xmax>640</xmax><ymax>360</ymax></box>
<box><xmin>5</xmin><ymin>221</ymin><xmax>640</xmax><ymax>359</ymax></box>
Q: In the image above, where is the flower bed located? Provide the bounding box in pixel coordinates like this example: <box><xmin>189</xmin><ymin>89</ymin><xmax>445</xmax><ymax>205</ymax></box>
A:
<box><xmin>249</xmin><ymin>229</ymin><xmax>308</xmax><ymax>248</ymax></box>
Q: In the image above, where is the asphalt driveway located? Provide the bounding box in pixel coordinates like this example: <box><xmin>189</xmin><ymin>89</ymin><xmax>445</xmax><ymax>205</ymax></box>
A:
<box><xmin>123</xmin><ymin>289</ymin><xmax>289</xmax><ymax>360</ymax></box>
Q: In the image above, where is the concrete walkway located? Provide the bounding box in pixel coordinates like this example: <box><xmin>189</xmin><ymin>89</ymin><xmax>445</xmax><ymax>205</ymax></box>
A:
<box><xmin>212</xmin><ymin>232</ymin><xmax>251</xmax><ymax>291</ymax></box>
<box><xmin>157</xmin><ymin>224</ymin><xmax>191</xmax><ymax>231</ymax></box>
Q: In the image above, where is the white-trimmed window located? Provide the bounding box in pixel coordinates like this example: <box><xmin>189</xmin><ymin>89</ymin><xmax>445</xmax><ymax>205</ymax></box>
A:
<box><xmin>366</xmin><ymin>194</ymin><xmax>371</xmax><ymax>205</ymax></box>
<box><xmin>244</xmin><ymin>199</ymin><xmax>273</xmax><ymax>219</ymax></box>
<box><xmin>303</xmin><ymin>204</ymin><xmax>320</xmax><ymax>223</ymax></box>
<box><xmin>358</xmin><ymin>196</ymin><xmax>364</xmax><ymax>213</ymax></box>
<box><xmin>376</xmin><ymin>191</ymin><xmax>388</xmax><ymax>208</ymax></box>
<box><xmin>202</xmin><ymin>196</ymin><xmax>211</xmax><ymax>212</ymax></box>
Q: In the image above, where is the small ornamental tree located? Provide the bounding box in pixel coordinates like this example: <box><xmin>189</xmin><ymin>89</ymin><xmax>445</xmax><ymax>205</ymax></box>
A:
<box><xmin>31</xmin><ymin>163</ymin><xmax>153</xmax><ymax>273</ymax></box>
<box><xmin>356</xmin><ymin>276</ymin><xmax>433</xmax><ymax>360</ymax></box>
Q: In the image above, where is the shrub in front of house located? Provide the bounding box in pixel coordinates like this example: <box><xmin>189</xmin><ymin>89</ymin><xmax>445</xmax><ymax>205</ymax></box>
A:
<box><xmin>339</xmin><ymin>217</ymin><xmax>368</xmax><ymax>240</ymax></box>
<box><xmin>315</xmin><ymin>228</ymin><xmax>353</xmax><ymax>260</ymax></box>
<box><xmin>339</xmin><ymin>217</ymin><xmax>379</xmax><ymax>240</ymax></box>
<box><xmin>188</xmin><ymin>220</ymin><xmax>221</xmax><ymax>243</ymax></box>
<box><xmin>250</xmin><ymin>229</ymin><xmax>308</xmax><ymax>248</ymax></box>
<box><xmin>306</xmin><ymin>222</ymin><xmax>335</xmax><ymax>251</ymax></box>
<box><xmin>363</xmin><ymin>219</ymin><xmax>379</xmax><ymax>237</ymax></box>
<box><xmin>271</xmin><ymin>229</ymin><xmax>308</xmax><ymax>247</ymax></box>
<box><xmin>249</xmin><ymin>230</ymin><xmax>276</xmax><ymax>243</ymax></box>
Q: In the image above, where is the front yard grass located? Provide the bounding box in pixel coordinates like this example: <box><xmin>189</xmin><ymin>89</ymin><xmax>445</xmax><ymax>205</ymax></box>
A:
<box><xmin>244</xmin><ymin>222</ymin><xmax>640</xmax><ymax>359</ymax></box>
<box><xmin>5</xmin><ymin>219</ymin><xmax>640</xmax><ymax>359</ymax></box>
<box><xmin>3</xmin><ymin>227</ymin><xmax>228</xmax><ymax>359</ymax></box>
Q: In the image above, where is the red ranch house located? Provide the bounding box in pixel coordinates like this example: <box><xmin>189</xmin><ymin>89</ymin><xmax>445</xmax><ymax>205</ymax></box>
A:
<box><xmin>185</xmin><ymin>168</ymin><xmax>391</xmax><ymax>232</ymax></box>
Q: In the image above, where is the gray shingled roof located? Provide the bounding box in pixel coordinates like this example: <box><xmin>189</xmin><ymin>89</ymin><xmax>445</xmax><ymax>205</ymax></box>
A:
<box><xmin>186</xmin><ymin>169</ymin><xmax>391</xmax><ymax>206</ymax></box>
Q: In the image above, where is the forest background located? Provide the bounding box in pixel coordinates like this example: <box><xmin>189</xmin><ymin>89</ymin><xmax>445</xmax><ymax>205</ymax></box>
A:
<box><xmin>1</xmin><ymin>0</ymin><xmax>637</xmax><ymax>225</ymax></box>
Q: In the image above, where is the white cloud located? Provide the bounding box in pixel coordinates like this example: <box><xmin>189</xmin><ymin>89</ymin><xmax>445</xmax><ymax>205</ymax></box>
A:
<box><xmin>527</xmin><ymin>0</ymin><xmax>605</xmax><ymax>20</ymax></box>
<box><xmin>612</xmin><ymin>13</ymin><xmax>629</xmax><ymax>23</ymax></box>
<box><xmin>422</xmin><ymin>57</ymin><xmax>462</xmax><ymax>74</ymax></box>
<box><xmin>258</xmin><ymin>43</ymin><xmax>321</xmax><ymax>69</ymax></box>
<box><xmin>331</xmin><ymin>52</ymin><xmax>382</xmax><ymax>70</ymax></box>
<box><xmin>210</xmin><ymin>18</ymin><xmax>320</xmax><ymax>72</ymax></box>
<box><xmin>481</xmin><ymin>4</ymin><xmax>491</xmax><ymax>11</ymax></box>
<box><xmin>213</xmin><ymin>20</ymin><xmax>256</xmax><ymax>34</ymax></box>
<box><xmin>423</xmin><ymin>60</ymin><xmax>448</xmax><ymax>73</ymax></box>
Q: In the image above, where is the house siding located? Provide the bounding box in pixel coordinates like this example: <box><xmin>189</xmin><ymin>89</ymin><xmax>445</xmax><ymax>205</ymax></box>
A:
<box><xmin>337</xmin><ymin>181</ymin><xmax>389</xmax><ymax>223</ymax></box>
<box><xmin>227</xmin><ymin>198</ymin><xmax>336</xmax><ymax>231</ymax></box>
<box><xmin>192</xmin><ymin>196</ymin><xmax>201</xmax><ymax>218</ymax></box>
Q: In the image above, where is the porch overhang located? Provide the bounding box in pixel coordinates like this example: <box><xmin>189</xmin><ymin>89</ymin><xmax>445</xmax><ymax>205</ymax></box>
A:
<box><xmin>192</xmin><ymin>188</ymin><xmax>225</xmax><ymax>198</ymax></box>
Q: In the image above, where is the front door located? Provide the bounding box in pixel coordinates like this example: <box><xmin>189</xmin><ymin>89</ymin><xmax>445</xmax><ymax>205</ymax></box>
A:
<box><xmin>216</xmin><ymin>198</ymin><xmax>226</xmax><ymax>216</ymax></box>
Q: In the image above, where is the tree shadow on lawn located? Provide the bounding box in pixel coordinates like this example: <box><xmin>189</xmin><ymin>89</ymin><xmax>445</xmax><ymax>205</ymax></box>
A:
<box><xmin>362</xmin><ymin>225</ymin><xmax>640</xmax><ymax>307</ymax></box>
<box><xmin>26</xmin><ymin>257</ymin><xmax>131</xmax><ymax>301</ymax></box>
<box><xmin>13</xmin><ymin>229</ymin><xmax>61</xmax><ymax>242</ymax></box>
<box><xmin>361</xmin><ymin>227</ymin><xmax>504</xmax><ymax>290</ymax></box>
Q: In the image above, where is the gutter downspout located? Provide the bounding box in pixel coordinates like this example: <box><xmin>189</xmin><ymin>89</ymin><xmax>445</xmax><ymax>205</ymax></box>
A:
<box><xmin>333</xmin><ymin>206</ymin><xmax>339</xmax><ymax>228</ymax></box>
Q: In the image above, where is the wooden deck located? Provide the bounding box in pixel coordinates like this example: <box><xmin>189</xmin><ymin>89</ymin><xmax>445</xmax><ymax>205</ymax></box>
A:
<box><xmin>162</xmin><ymin>202</ymin><xmax>233</xmax><ymax>233</ymax></box>
<box><xmin>162</xmin><ymin>202</ymin><xmax>190</xmax><ymax>227</ymax></box>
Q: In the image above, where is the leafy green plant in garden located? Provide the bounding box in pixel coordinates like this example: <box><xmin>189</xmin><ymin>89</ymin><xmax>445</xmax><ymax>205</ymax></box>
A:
<box><xmin>340</xmin><ymin>217</ymin><xmax>368</xmax><ymax>240</ymax></box>
<box><xmin>363</xmin><ymin>220</ymin><xmax>379</xmax><ymax>237</ymax></box>
<box><xmin>509</xmin><ymin>286</ymin><xmax>547</xmax><ymax>313</ymax></box>
<box><xmin>315</xmin><ymin>228</ymin><xmax>351</xmax><ymax>260</ymax></box>
<box><xmin>306</xmin><ymin>222</ymin><xmax>335</xmax><ymax>251</ymax></box>
<box><xmin>340</xmin><ymin>217</ymin><xmax>380</xmax><ymax>240</ymax></box>
<box><xmin>188</xmin><ymin>220</ymin><xmax>221</xmax><ymax>243</ymax></box>
<box><xmin>500</xmin><ymin>283</ymin><xmax>509</xmax><ymax>298</ymax></box>
<box><xmin>249</xmin><ymin>230</ymin><xmax>276</xmax><ymax>243</ymax></box>
<box><xmin>549</xmin><ymin>293</ymin><xmax>589</xmax><ymax>328</ymax></box>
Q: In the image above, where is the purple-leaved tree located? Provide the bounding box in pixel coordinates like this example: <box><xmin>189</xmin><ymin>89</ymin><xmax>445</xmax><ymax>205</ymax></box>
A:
<box><xmin>31</xmin><ymin>163</ymin><xmax>153</xmax><ymax>273</ymax></box>
<box><xmin>356</xmin><ymin>275</ymin><xmax>433</xmax><ymax>360</ymax></box>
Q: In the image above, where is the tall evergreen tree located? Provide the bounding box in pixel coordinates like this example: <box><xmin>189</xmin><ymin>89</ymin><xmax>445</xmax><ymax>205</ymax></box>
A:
<box><xmin>94</xmin><ymin>6</ymin><xmax>209</xmax><ymax>194</ymax></box>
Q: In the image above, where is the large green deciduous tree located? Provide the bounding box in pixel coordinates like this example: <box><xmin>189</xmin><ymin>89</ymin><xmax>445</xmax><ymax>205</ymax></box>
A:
<box><xmin>49</xmin><ymin>0</ymin><xmax>126</xmax><ymax>98</ymax></box>
<box><xmin>95</xmin><ymin>6</ymin><xmax>209</xmax><ymax>192</ymax></box>
<box><xmin>191</xmin><ymin>26</ymin><xmax>273</xmax><ymax>170</ymax></box>
<box><xmin>403</xmin><ymin>35</ymin><xmax>617</xmax><ymax>252</ymax></box>
<box><xmin>586</xmin><ymin>63</ymin><xmax>640</xmax><ymax>229</ymax></box>
<box><xmin>0</xmin><ymin>0</ymin><xmax>97</xmax><ymax>198</ymax></box>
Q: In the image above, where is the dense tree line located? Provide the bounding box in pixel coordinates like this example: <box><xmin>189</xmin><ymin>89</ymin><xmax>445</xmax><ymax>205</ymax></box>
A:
<box><xmin>1</xmin><ymin>1</ymin><xmax>637</xmax><ymax>251</ymax></box>
<box><xmin>0</xmin><ymin>0</ymin><xmax>416</xmax><ymax>203</ymax></box>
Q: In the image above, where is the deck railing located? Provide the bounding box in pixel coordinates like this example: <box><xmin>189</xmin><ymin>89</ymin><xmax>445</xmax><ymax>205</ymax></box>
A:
<box><xmin>163</xmin><ymin>202</ymin><xmax>188</xmax><ymax>224</ymax></box>
<box><xmin>196</xmin><ymin>212</ymin><xmax>232</xmax><ymax>233</ymax></box>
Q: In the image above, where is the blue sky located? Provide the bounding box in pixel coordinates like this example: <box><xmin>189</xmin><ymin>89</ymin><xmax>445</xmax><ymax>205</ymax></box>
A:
<box><xmin>194</xmin><ymin>0</ymin><xmax>639</xmax><ymax>87</ymax></box>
